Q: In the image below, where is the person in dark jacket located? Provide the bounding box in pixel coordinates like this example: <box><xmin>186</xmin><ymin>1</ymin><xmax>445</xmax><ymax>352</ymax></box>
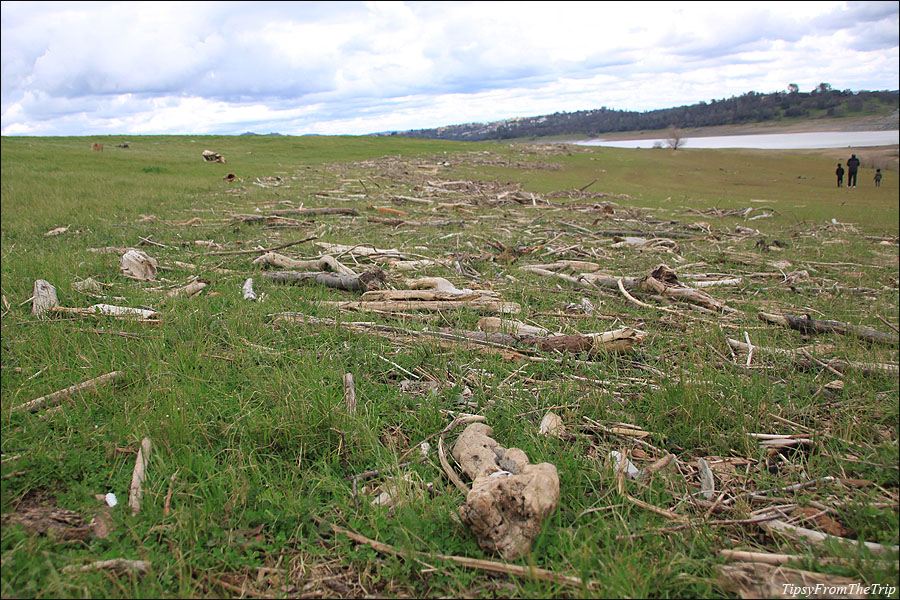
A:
<box><xmin>874</xmin><ymin>168</ymin><xmax>882</xmax><ymax>187</ymax></box>
<box><xmin>835</xmin><ymin>163</ymin><xmax>844</xmax><ymax>187</ymax></box>
<box><xmin>846</xmin><ymin>154</ymin><xmax>860</xmax><ymax>188</ymax></box>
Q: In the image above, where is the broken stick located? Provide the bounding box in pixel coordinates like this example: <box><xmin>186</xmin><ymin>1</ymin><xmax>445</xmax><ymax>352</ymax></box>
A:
<box><xmin>128</xmin><ymin>438</ymin><xmax>152</xmax><ymax>516</ymax></box>
<box><xmin>11</xmin><ymin>370</ymin><xmax>125</xmax><ymax>414</ymax></box>
<box><xmin>262</xmin><ymin>269</ymin><xmax>385</xmax><ymax>292</ymax></box>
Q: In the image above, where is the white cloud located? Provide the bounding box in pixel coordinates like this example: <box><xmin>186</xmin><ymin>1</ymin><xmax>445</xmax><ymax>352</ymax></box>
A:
<box><xmin>1</xmin><ymin>0</ymin><xmax>897</xmax><ymax>136</ymax></box>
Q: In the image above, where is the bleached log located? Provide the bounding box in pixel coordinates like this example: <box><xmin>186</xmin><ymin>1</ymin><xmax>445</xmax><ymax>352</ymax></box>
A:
<box><xmin>262</xmin><ymin>270</ymin><xmax>384</xmax><ymax>292</ymax></box>
<box><xmin>11</xmin><ymin>370</ymin><xmax>124</xmax><ymax>414</ymax></box>
<box><xmin>166</xmin><ymin>279</ymin><xmax>208</xmax><ymax>298</ymax></box>
<box><xmin>686</xmin><ymin>277</ymin><xmax>742</xmax><ymax>288</ymax></box>
<box><xmin>361</xmin><ymin>290</ymin><xmax>498</xmax><ymax>302</ymax></box>
<box><xmin>119</xmin><ymin>249</ymin><xmax>158</xmax><ymax>281</ymax></box>
<box><xmin>315</xmin><ymin>242</ymin><xmax>405</xmax><ymax>260</ymax></box>
<box><xmin>31</xmin><ymin>280</ymin><xmax>59</xmax><ymax>318</ymax></box>
<box><xmin>406</xmin><ymin>277</ymin><xmax>494</xmax><ymax>296</ymax></box>
<box><xmin>51</xmin><ymin>304</ymin><xmax>158</xmax><ymax>320</ymax></box>
<box><xmin>252</xmin><ymin>252</ymin><xmax>356</xmax><ymax>275</ymax></box>
<box><xmin>477</xmin><ymin>317</ymin><xmax>550</xmax><ymax>338</ymax></box>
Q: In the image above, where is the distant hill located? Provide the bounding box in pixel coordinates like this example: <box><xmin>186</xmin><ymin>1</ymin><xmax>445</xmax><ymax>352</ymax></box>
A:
<box><xmin>393</xmin><ymin>88</ymin><xmax>899</xmax><ymax>141</ymax></box>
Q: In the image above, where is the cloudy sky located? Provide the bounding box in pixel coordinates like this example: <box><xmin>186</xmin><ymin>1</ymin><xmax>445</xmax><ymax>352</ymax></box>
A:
<box><xmin>1</xmin><ymin>1</ymin><xmax>898</xmax><ymax>136</ymax></box>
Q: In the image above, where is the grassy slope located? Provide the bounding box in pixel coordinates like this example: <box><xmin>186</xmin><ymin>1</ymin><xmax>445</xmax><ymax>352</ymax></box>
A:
<box><xmin>1</xmin><ymin>135</ymin><xmax>898</xmax><ymax>598</ymax></box>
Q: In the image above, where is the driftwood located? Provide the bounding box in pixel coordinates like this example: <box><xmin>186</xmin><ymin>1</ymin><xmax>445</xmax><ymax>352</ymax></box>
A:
<box><xmin>166</xmin><ymin>279</ymin><xmax>209</xmax><ymax>298</ymax></box>
<box><xmin>760</xmin><ymin>518</ymin><xmax>899</xmax><ymax>556</ymax></box>
<box><xmin>315</xmin><ymin>242</ymin><xmax>405</xmax><ymax>260</ymax></box>
<box><xmin>63</xmin><ymin>559</ymin><xmax>150</xmax><ymax>576</ymax></box>
<box><xmin>252</xmin><ymin>252</ymin><xmax>356</xmax><ymax>275</ymax></box>
<box><xmin>51</xmin><ymin>304</ymin><xmax>159</xmax><ymax>320</ymax></box>
<box><xmin>726</xmin><ymin>338</ymin><xmax>899</xmax><ymax>377</ymax></box>
<box><xmin>718</xmin><ymin>562</ymin><xmax>865</xmax><ymax>599</ymax></box>
<box><xmin>452</xmin><ymin>422</ymin><xmax>560</xmax><ymax>560</ymax></box>
<box><xmin>242</xmin><ymin>278</ymin><xmax>259</xmax><ymax>301</ymax></box>
<box><xmin>262</xmin><ymin>270</ymin><xmax>385</xmax><ymax>292</ymax></box>
<box><xmin>119</xmin><ymin>249</ymin><xmax>158</xmax><ymax>281</ymax></box>
<box><xmin>758</xmin><ymin>311</ymin><xmax>899</xmax><ymax>346</ymax></box>
<box><xmin>128</xmin><ymin>438</ymin><xmax>152</xmax><ymax>516</ymax></box>
<box><xmin>478</xmin><ymin>317</ymin><xmax>550</xmax><ymax>337</ymax></box>
<box><xmin>523</xmin><ymin>263</ymin><xmax>730</xmax><ymax>312</ymax></box>
<box><xmin>11</xmin><ymin>370</ymin><xmax>124</xmax><ymax>414</ymax></box>
<box><xmin>31</xmin><ymin>279</ymin><xmax>59</xmax><ymax>318</ymax></box>
<box><xmin>201</xmin><ymin>149</ymin><xmax>226</xmax><ymax>163</ymax></box>
<box><xmin>477</xmin><ymin>317</ymin><xmax>644</xmax><ymax>355</ymax></box>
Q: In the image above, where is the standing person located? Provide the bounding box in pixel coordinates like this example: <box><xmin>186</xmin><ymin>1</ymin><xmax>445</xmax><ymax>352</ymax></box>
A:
<box><xmin>846</xmin><ymin>153</ymin><xmax>860</xmax><ymax>188</ymax></box>
<box><xmin>874</xmin><ymin>168</ymin><xmax>882</xmax><ymax>187</ymax></box>
<box><xmin>835</xmin><ymin>163</ymin><xmax>844</xmax><ymax>187</ymax></box>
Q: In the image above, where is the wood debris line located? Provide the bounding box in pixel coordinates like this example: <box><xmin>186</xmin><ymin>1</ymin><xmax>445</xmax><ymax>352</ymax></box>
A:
<box><xmin>758</xmin><ymin>311</ymin><xmax>899</xmax><ymax>346</ymax></box>
<box><xmin>725</xmin><ymin>337</ymin><xmax>899</xmax><ymax>377</ymax></box>
<box><xmin>11</xmin><ymin>370</ymin><xmax>125</xmax><ymax>414</ymax></box>
<box><xmin>523</xmin><ymin>263</ymin><xmax>733</xmax><ymax>313</ymax></box>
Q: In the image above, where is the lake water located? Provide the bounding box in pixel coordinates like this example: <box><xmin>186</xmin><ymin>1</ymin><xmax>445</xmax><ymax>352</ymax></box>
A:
<box><xmin>575</xmin><ymin>130</ymin><xmax>899</xmax><ymax>149</ymax></box>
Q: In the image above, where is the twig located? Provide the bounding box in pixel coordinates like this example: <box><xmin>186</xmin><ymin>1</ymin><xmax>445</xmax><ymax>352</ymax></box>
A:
<box><xmin>744</xmin><ymin>331</ymin><xmax>754</xmax><ymax>367</ymax></box>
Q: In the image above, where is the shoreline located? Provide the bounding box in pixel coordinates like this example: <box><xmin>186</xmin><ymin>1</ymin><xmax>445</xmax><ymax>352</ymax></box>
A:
<box><xmin>555</xmin><ymin>112</ymin><xmax>900</xmax><ymax>143</ymax></box>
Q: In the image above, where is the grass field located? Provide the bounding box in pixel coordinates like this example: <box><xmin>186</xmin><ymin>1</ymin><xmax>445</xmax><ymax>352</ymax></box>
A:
<box><xmin>1</xmin><ymin>135</ymin><xmax>898</xmax><ymax>598</ymax></box>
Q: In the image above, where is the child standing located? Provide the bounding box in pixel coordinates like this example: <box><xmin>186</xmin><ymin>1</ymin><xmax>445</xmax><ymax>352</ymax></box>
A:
<box><xmin>874</xmin><ymin>169</ymin><xmax>882</xmax><ymax>187</ymax></box>
<box><xmin>835</xmin><ymin>163</ymin><xmax>844</xmax><ymax>187</ymax></box>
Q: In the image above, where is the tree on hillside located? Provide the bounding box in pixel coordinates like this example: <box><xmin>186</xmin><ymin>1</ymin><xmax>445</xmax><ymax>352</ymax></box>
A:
<box><xmin>787</xmin><ymin>83</ymin><xmax>799</xmax><ymax>94</ymax></box>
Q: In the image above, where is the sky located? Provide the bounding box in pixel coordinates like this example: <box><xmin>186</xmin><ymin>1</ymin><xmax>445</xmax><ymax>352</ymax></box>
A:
<box><xmin>1</xmin><ymin>1</ymin><xmax>898</xmax><ymax>136</ymax></box>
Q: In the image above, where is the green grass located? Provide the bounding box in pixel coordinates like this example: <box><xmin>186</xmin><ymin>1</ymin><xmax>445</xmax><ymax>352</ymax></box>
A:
<box><xmin>2</xmin><ymin>135</ymin><xmax>898</xmax><ymax>598</ymax></box>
